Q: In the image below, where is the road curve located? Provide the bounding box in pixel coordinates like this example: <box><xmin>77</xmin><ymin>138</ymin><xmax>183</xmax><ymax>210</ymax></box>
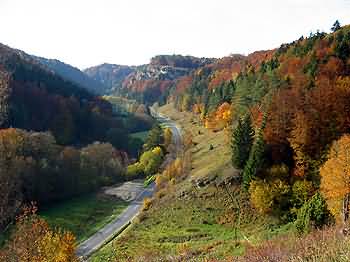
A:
<box><xmin>76</xmin><ymin>108</ymin><xmax>182</xmax><ymax>260</ymax></box>
<box><xmin>76</xmin><ymin>184</ymin><xmax>155</xmax><ymax>259</ymax></box>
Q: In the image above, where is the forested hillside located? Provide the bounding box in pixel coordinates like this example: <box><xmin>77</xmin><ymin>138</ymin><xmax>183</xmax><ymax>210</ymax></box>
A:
<box><xmin>160</xmin><ymin>23</ymin><xmax>350</xmax><ymax>227</ymax></box>
<box><xmin>85</xmin><ymin>55</ymin><xmax>215</xmax><ymax>104</ymax></box>
<box><xmin>0</xmin><ymin>42</ymin><xmax>154</xmax><ymax>254</ymax></box>
<box><xmin>90</xmin><ymin>22</ymin><xmax>350</xmax><ymax>261</ymax></box>
<box><xmin>86</xmin><ymin>24</ymin><xmax>350</xmax><ymax>232</ymax></box>
<box><xmin>84</xmin><ymin>63</ymin><xmax>136</xmax><ymax>94</ymax></box>
<box><xmin>0</xmin><ymin>43</ymin><xmax>113</xmax><ymax>145</ymax></box>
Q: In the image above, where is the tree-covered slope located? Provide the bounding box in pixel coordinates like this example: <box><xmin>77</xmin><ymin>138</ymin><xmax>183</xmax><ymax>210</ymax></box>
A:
<box><xmin>161</xmin><ymin>23</ymin><xmax>350</xmax><ymax>233</ymax></box>
<box><xmin>0</xmin><ymin>43</ymin><xmax>117</xmax><ymax>145</ymax></box>
<box><xmin>84</xmin><ymin>55</ymin><xmax>215</xmax><ymax>104</ymax></box>
<box><xmin>91</xmin><ymin>23</ymin><xmax>350</xmax><ymax>261</ymax></box>
<box><xmin>84</xmin><ymin>63</ymin><xmax>136</xmax><ymax>94</ymax></box>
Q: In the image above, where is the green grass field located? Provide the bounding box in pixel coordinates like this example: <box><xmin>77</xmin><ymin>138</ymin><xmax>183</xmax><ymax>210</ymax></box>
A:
<box><xmin>130</xmin><ymin>131</ymin><xmax>149</xmax><ymax>142</ymax></box>
<box><xmin>40</xmin><ymin>194</ymin><xmax>129</xmax><ymax>243</ymax></box>
<box><xmin>90</xmin><ymin>184</ymin><xmax>292</xmax><ymax>261</ymax></box>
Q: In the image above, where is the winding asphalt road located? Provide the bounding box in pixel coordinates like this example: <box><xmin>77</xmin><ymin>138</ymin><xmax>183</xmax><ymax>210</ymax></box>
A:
<box><xmin>76</xmin><ymin>108</ymin><xmax>182</xmax><ymax>260</ymax></box>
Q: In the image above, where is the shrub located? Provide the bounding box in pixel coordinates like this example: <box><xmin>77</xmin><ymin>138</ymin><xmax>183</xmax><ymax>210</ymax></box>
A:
<box><xmin>249</xmin><ymin>179</ymin><xmax>290</xmax><ymax>214</ymax></box>
<box><xmin>266</xmin><ymin>164</ymin><xmax>289</xmax><ymax>180</ymax></box>
<box><xmin>142</xmin><ymin>197</ymin><xmax>152</xmax><ymax>211</ymax></box>
<box><xmin>291</xmin><ymin>180</ymin><xmax>314</xmax><ymax>208</ymax></box>
<box><xmin>295</xmin><ymin>192</ymin><xmax>331</xmax><ymax>234</ymax></box>
<box><xmin>139</xmin><ymin>147</ymin><xmax>164</xmax><ymax>176</ymax></box>
<box><xmin>249</xmin><ymin>180</ymin><xmax>274</xmax><ymax>214</ymax></box>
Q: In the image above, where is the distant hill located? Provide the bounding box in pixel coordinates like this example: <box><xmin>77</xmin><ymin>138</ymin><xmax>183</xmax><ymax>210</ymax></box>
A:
<box><xmin>0</xmin><ymin>43</ymin><xmax>115</xmax><ymax>145</ymax></box>
<box><xmin>84</xmin><ymin>63</ymin><xmax>136</xmax><ymax>94</ymax></box>
<box><xmin>31</xmin><ymin>56</ymin><xmax>107</xmax><ymax>94</ymax></box>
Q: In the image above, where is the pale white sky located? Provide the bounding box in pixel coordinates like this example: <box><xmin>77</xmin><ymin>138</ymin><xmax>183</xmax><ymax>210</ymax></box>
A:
<box><xmin>1</xmin><ymin>0</ymin><xmax>349</xmax><ymax>69</ymax></box>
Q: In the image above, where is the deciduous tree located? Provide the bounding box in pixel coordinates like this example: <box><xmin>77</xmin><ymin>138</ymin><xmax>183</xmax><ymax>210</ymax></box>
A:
<box><xmin>320</xmin><ymin>135</ymin><xmax>350</xmax><ymax>225</ymax></box>
<box><xmin>0</xmin><ymin>205</ymin><xmax>78</xmax><ymax>262</ymax></box>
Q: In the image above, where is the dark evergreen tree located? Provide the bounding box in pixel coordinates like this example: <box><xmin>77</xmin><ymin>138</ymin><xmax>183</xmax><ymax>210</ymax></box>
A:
<box><xmin>231</xmin><ymin>114</ymin><xmax>255</xmax><ymax>169</ymax></box>
<box><xmin>242</xmin><ymin>130</ymin><xmax>265</xmax><ymax>190</ymax></box>
<box><xmin>331</xmin><ymin>20</ymin><xmax>341</xmax><ymax>32</ymax></box>
<box><xmin>207</xmin><ymin>88</ymin><xmax>222</xmax><ymax>112</ymax></box>
<box><xmin>334</xmin><ymin>30</ymin><xmax>350</xmax><ymax>61</ymax></box>
<box><xmin>242</xmin><ymin>115</ymin><xmax>267</xmax><ymax>190</ymax></box>
<box><xmin>222</xmin><ymin>80</ymin><xmax>235</xmax><ymax>103</ymax></box>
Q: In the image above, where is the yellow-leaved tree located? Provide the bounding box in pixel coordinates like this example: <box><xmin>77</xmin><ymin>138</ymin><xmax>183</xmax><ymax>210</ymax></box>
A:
<box><xmin>0</xmin><ymin>205</ymin><xmax>78</xmax><ymax>262</ymax></box>
<box><xmin>320</xmin><ymin>134</ymin><xmax>350</xmax><ymax>225</ymax></box>
<box><xmin>163</xmin><ymin>128</ymin><xmax>173</xmax><ymax>149</ymax></box>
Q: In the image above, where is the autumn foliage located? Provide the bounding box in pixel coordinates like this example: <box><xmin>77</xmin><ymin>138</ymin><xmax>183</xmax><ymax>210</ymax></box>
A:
<box><xmin>204</xmin><ymin>102</ymin><xmax>232</xmax><ymax>130</ymax></box>
<box><xmin>0</xmin><ymin>128</ymin><xmax>126</xmax><ymax>232</ymax></box>
<box><xmin>0</xmin><ymin>205</ymin><xmax>78</xmax><ymax>262</ymax></box>
<box><xmin>320</xmin><ymin>135</ymin><xmax>350</xmax><ymax>222</ymax></box>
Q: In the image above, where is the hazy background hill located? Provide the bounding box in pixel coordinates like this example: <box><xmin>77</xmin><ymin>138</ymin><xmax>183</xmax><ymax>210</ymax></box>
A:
<box><xmin>32</xmin><ymin>56</ymin><xmax>107</xmax><ymax>95</ymax></box>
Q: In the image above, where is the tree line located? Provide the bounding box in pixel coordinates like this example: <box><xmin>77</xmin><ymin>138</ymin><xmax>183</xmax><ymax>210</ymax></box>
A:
<box><xmin>0</xmin><ymin>128</ymin><xmax>127</xmax><ymax>232</ymax></box>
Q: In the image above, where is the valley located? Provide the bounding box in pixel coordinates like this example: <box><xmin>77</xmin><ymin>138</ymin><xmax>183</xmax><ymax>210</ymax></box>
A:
<box><xmin>0</xmin><ymin>13</ymin><xmax>350</xmax><ymax>261</ymax></box>
<box><xmin>76</xmin><ymin>110</ymin><xmax>184</xmax><ymax>260</ymax></box>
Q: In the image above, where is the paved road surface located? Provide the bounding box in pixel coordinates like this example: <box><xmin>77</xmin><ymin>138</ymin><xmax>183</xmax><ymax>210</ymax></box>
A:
<box><xmin>76</xmin><ymin>108</ymin><xmax>182</xmax><ymax>260</ymax></box>
<box><xmin>76</xmin><ymin>184</ymin><xmax>155</xmax><ymax>259</ymax></box>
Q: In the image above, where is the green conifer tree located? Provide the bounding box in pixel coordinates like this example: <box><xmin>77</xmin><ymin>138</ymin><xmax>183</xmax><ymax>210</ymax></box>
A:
<box><xmin>231</xmin><ymin>114</ymin><xmax>255</xmax><ymax>169</ymax></box>
<box><xmin>331</xmin><ymin>20</ymin><xmax>341</xmax><ymax>32</ymax></box>
<box><xmin>242</xmin><ymin>114</ymin><xmax>267</xmax><ymax>190</ymax></box>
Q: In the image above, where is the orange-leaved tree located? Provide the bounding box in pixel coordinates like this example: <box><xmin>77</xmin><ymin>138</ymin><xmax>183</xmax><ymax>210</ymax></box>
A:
<box><xmin>320</xmin><ymin>134</ymin><xmax>350</xmax><ymax>225</ymax></box>
<box><xmin>0</xmin><ymin>204</ymin><xmax>78</xmax><ymax>262</ymax></box>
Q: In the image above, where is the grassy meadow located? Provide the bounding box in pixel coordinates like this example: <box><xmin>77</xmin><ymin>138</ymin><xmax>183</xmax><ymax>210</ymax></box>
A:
<box><xmin>40</xmin><ymin>193</ymin><xmax>128</xmax><ymax>243</ymax></box>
